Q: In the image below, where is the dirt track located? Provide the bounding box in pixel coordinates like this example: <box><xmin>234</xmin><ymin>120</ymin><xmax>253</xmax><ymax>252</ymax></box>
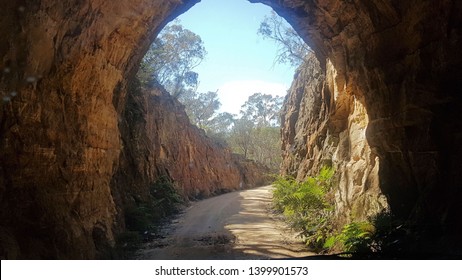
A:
<box><xmin>136</xmin><ymin>185</ymin><xmax>315</xmax><ymax>259</ymax></box>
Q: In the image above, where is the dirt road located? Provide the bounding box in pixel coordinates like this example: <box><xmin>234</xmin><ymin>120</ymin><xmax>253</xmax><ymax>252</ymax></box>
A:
<box><xmin>136</xmin><ymin>185</ymin><xmax>315</xmax><ymax>259</ymax></box>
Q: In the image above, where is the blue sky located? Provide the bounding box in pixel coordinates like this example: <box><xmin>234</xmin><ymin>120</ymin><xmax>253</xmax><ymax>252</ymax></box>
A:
<box><xmin>174</xmin><ymin>0</ymin><xmax>297</xmax><ymax>115</ymax></box>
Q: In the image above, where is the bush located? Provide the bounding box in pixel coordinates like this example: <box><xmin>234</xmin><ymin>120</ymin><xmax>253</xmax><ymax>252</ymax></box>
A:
<box><xmin>124</xmin><ymin>204</ymin><xmax>156</xmax><ymax>233</ymax></box>
<box><xmin>274</xmin><ymin>166</ymin><xmax>413</xmax><ymax>256</ymax></box>
<box><xmin>339</xmin><ymin>221</ymin><xmax>375</xmax><ymax>253</ymax></box>
<box><xmin>333</xmin><ymin>211</ymin><xmax>408</xmax><ymax>256</ymax></box>
<box><xmin>272</xmin><ymin>166</ymin><xmax>335</xmax><ymax>250</ymax></box>
<box><xmin>149</xmin><ymin>176</ymin><xmax>183</xmax><ymax>218</ymax></box>
<box><xmin>125</xmin><ymin>176</ymin><xmax>182</xmax><ymax>234</ymax></box>
<box><xmin>120</xmin><ymin>176</ymin><xmax>183</xmax><ymax>256</ymax></box>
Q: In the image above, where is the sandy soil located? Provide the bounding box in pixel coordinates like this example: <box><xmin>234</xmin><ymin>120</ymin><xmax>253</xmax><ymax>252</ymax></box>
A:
<box><xmin>136</xmin><ymin>185</ymin><xmax>315</xmax><ymax>259</ymax></box>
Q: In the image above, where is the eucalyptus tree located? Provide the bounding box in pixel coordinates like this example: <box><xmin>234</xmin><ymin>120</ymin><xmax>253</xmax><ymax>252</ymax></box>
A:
<box><xmin>138</xmin><ymin>20</ymin><xmax>206</xmax><ymax>97</ymax></box>
<box><xmin>258</xmin><ymin>11</ymin><xmax>311</xmax><ymax>67</ymax></box>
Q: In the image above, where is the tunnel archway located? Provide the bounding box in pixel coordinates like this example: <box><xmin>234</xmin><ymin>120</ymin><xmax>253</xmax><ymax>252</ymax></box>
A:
<box><xmin>1</xmin><ymin>0</ymin><xmax>461</xmax><ymax>258</ymax></box>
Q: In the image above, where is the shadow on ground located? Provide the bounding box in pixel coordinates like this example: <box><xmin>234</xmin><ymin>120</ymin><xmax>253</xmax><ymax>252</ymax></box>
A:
<box><xmin>135</xmin><ymin>186</ymin><xmax>315</xmax><ymax>260</ymax></box>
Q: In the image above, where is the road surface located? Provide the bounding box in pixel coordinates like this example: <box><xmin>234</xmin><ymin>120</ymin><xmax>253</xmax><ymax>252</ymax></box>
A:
<box><xmin>136</xmin><ymin>185</ymin><xmax>315</xmax><ymax>259</ymax></box>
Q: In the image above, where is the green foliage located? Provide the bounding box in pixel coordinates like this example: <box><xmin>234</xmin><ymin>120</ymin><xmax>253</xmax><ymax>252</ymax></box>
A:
<box><xmin>258</xmin><ymin>11</ymin><xmax>311</xmax><ymax>67</ymax></box>
<box><xmin>240</xmin><ymin>93</ymin><xmax>284</xmax><ymax>127</ymax></box>
<box><xmin>332</xmin><ymin>211</ymin><xmax>408</xmax><ymax>255</ymax></box>
<box><xmin>364</xmin><ymin>211</ymin><xmax>408</xmax><ymax>254</ymax></box>
<box><xmin>227</xmin><ymin>93</ymin><xmax>284</xmax><ymax>169</ymax></box>
<box><xmin>138</xmin><ymin>20</ymin><xmax>206</xmax><ymax>97</ymax></box>
<box><xmin>272</xmin><ymin>166</ymin><xmax>335</xmax><ymax>250</ymax></box>
<box><xmin>248</xmin><ymin>126</ymin><xmax>281</xmax><ymax>169</ymax></box>
<box><xmin>229</xmin><ymin>118</ymin><xmax>255</xmax><ymax>158</ymax></box>
<box><xmin>205</xmin><ymin>112</ymin><xmax>235</xmax><ymax>142</ymax></box>
<box><xmin>339</xmin><ymin>221</ymin><xmax>376</xmax><ymax>253</ymax></box>
<box><xmin>124</xmin><ymin>176</ymin><xmax>181</xmax><ymax>237</ymax></box>
<box><xmin>124</xmin><ymin>204</ymin><xmax>156</xmax><ymax>233</ymax></box>
<box><xmin>119</xmin><ymin>176</ymin><xmax>182</xmax><ymax>257</ymax></box>
<box><xmin>273</xmin><ymin>166</ymin><xmax>411</xmax><ymax>256</ymax></box>
<box><xmin>149</xmin><ymin>176</ymin><xmax>183</xmax><ymax>218</ymax></box>
<box><xmin>179</xmin><ymin>90</ymin><xmax>224</xmax><ymax>131</ymax></box>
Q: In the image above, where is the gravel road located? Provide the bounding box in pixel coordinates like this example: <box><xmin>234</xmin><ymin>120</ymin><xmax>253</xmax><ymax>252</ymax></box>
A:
<box><xmin>136</xmin><ymin>185</ymin><xmax>314</xmax><ymax>259</ymax></box>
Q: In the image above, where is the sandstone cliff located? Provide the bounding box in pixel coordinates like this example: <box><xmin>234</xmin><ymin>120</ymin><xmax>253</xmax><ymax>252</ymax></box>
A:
<box><xmin>112</xmin><ymin>79</ymin><xmax>270</xmax><ymax>207</ymax></box>
<box><xmin>270</xmin><ymin>0</ymin><xmax>462</xmax><ymax>253</ymax></box>
<box><xmin>281</xmin><ymin>53</ymin><xmax>387</xmax><ymax>224</ymax></box>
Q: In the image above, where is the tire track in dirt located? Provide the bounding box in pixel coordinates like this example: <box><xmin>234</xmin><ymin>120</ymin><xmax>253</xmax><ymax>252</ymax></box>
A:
<box><xmin>136</xmin><ymin>185</ymin><xmax>315</xmax><ymax>259</ymax></box>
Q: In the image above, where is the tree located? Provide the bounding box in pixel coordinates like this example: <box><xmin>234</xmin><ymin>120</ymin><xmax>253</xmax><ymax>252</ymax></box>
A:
<box><xmin>138</xmin><ymin>20</ymin><xmax>206</xmax><ymax>97</ymax></box>
<box><xmin>207</xmin><ymin>112</ymin><xmax>235</xmax><ymax>136</ymax></box>
<box><xmin>251</xmin><ymin>126</ymin><xmax>281</xmax><ymax>169</ymax></box>
<box><xmin>229</xmin><ymin>118</ymin><xmax>255</xmax><ymax>158</ymax></box>
<box><xmin>179</xmin><ymin>90</ymin><xmax>221</xmax><ymax>130</ymax></box>
<box><xmin>240</xmin><ymin>93</ymin><xmax>284</xmax><ymax>127</ymax></box>
<box><xmin>225</xmin><ymin>93</ymin><xmax>284</xmax><ymax>170</ymax></box>
<box><xmin>258</xmin><ymin>11</ymin><xmax>311</xmax><ymax>67</ymax></box>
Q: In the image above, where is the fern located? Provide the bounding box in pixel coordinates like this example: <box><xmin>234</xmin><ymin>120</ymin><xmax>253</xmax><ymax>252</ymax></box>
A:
<box><xmin>339</xmin><ymin>221</ymin><xmax>376</xmax><ymax>253</ymax></box>
<box><xmin>272</xmin><ymin>166</ymin><xmax>335</xmax><ymax>250</ymax></box>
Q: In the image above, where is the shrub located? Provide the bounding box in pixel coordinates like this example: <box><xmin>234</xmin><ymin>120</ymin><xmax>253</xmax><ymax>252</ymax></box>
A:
<box><xmin>339</xmin><ymin>221</ymin><xmax>376</xmax><ymax>253</ymax></box>
<box><xmin>272</xmin><ymin>166</ymin><xmax>335</xmax><ymax>250</ymax></box>
<box><xmin>121</xmin><ymin>176</ymin><xmax>183</xmax><ymax>256</ymax></box>
<box><xmin>333</xmin><ymin>211</ymin><xmax>408</xmax><ymax>256</ymax></box>
<box><xmin>124</xmin><ymin>204</ymin><xmax>156</xmax><ymax>233</ymax></box>
<box><xmin>125</xmin><ymin>176</ymin><xmax>182</xmax><ymax>233</ymax></box>
<box><xmin>149</xmin><ymin>176</ymin><xmax>183</xmax><ymax>219</ymax></box>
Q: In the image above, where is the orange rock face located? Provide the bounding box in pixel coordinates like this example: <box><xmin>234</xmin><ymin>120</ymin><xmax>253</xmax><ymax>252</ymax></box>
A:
<box><xmin>113</xmin><ymin>83</ymin><xmax>270</xmax><ymax>203</ymax></box>
<box><xmin>280</xmin><ymin>53</ymin><xmax>387</xmax><ymax>225</ymax></box>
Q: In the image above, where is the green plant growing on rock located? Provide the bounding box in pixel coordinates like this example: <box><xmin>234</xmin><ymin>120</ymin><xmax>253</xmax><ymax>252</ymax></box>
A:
<box><xmin>272</xmin><ymin>168</ymin><xmax>408</xmax><ymax>255</ymax></box>
<box><xmin>359</xmin><ymin>211</ymin><xmax>408</xmax><ymax>255</ymax></box>
<box><xmin>272</xmin><ymin>166</ymin><xmax>335</xmax><ymax>250</ymax></box>
<box><xmin>330</xmin><ymin>211</ymin><xmax>408</xmax><ymax>256</ymax></box>
<box><xmin>124</xmin><ymin>204</ymin><xmax>157</xmax><ymax>233</ymax></box>
<box><xmin>116</xmin><ymin>176</ymin><xmax>183</xmax><ymax>258</ymax></box>
<box><xmin>338</xmin><ymin>221</ymin><xmax>376</xmax><ymax>253</ymax></box>
<box><xmin>122</xmin><ymin>176</ymin><xmax>182</xmax><ymax>255</ymax></box>
<box><xmin>149</xmin><ymin>176</ymin><xmax>183</xmax><ymax>219</ymax></box>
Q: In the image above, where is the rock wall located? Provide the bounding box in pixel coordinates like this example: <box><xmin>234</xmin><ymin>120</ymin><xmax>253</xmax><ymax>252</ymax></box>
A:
<box><xmin>0</xmin><ymin>0</ymin><xmax>257</xmax><ymax>259</ymax></box>
<box><xmin>112</xmin><ymin>80</ymin><xmax>270</xmax><ymax>210</ymax></box>
<box><xmin>269</xmin><ymin>0</ymin><xmax>462</xmax><ymax>251</ymax></box>
<box><xmin>280</xmin><ymin>53</ymin><xmax>387</xmax><ymax>223</ymax></box>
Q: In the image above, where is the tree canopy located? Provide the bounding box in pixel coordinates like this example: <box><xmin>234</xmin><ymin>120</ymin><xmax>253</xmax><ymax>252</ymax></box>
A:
<box><xmin>240</xmin><ymin>93</ymin><xmax>284</xmax><ymax>127</ymax></box>
<box><xmin>136</xmin><ymin>19</ymin><xmax>288</xmax><ymax>170</ymax></box>
<box><xmin>258</xmin><ymin>11</ymin><xmax>311</xmax><ymax>67</ymax></box>
<box><xmin>137</xmin><ymin>20</ymin><xmax>206</xmax><ymax>97</ymax></box>
<box><xmin>179</xmin><ymin>90</ymin><xmax>222</xmax><ymax>131</ymax></box>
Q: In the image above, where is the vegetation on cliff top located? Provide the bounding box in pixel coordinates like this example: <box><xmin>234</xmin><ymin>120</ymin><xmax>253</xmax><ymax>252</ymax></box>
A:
<box><xmin>137</xmin><ymin>20</ymin><xmax>284</xmax><ymax>170</ymax></box>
